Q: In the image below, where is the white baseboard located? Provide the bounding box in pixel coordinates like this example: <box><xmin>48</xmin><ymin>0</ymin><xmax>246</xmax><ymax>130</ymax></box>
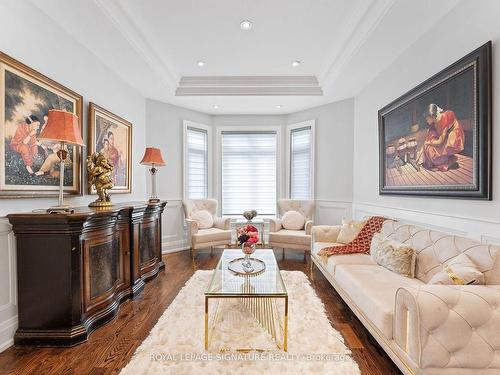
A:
<box><xmin>162</xmin><ymin>239</ymin><xmax>189</xmax><ymax>254</ymax></box>
<box><xmin>0</xmin><ymin>316</ymin><xmax>17</xmax><ymax>353</ymax></box>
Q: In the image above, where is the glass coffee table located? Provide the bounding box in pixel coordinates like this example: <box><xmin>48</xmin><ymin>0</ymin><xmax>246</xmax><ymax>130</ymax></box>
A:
<box><xmin>205</xmin><ymin>249</ymin><xmax>288</xmax><ymax>351</ymax></box>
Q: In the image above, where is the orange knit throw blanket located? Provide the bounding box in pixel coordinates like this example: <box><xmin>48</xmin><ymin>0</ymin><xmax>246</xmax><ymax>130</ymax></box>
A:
<box><xmin>318</xmin><ymin>216</ymin><xmax>388</xmax><ymax>257</ymax></box>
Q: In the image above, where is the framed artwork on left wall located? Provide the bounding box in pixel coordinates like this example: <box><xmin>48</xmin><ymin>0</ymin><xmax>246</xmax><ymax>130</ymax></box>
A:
<box><xmin>0</xmin><ymin>51</ymin><xmax>83</xmax><ymax>198</ymax></box>
<box><xmin>88</xmin><ymin>102</ymin><xmax>132</xmax><ymax>194</ymax></box>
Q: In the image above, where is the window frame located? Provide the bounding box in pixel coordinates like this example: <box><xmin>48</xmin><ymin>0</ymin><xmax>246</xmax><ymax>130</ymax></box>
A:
<box><xmin>215</xmin><ymin>125</ymin><xmax>283</xmax><ymax>217</ymax></box>
<box><xmin>182</xmin><ymin>120</ymin><xmax>212</xmax><ymax>200</ymax></box>
<box><xmin>286</xmin><ymin>120</ymin><xmax>316</xmax><ymax>200</ymax></box>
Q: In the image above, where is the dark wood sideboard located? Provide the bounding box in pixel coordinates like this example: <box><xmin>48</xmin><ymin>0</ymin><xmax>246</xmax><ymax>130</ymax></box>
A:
<box><xmin>7</xmin><ymin>201</ymin><xmax>167</xmax><ymax>347</ymax></box>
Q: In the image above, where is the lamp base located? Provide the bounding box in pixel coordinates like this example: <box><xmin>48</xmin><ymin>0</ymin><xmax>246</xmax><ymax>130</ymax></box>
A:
<box><xmin>47</xmin><ymin>205</ymin><xmax>74</xmax><ymax>214</ymax></box>
<box><xmin>148</xmin><ymin>198</ymin><xmax>160</xmax><ymax>203</ymax></box>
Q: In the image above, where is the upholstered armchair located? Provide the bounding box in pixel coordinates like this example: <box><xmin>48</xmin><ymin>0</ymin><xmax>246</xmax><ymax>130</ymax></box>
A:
<box><xmin>182</xmin><ymin>199</ymin><xmax>231</xmax><ymax>258</ymax></box>
<box><xmin>269</xmin><ymin>199</ymin><xmax>315</xmax><ymax>259</ymax></box>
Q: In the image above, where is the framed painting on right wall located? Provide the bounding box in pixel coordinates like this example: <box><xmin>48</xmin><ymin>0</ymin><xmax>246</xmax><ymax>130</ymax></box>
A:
<box><xmin>378</xmin><ymin>41</ymin><xmax>492</xmax><ymax>200</ymax></box>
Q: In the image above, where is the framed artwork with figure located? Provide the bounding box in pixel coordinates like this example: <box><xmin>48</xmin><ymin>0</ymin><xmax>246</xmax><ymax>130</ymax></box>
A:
<box><xmin>0</xmin><ymin>51</ymin><xmax>83</xmax><ymax>198</ymax></box>
<box><xmin>378</xmin><ymin>41</ymin><xmax>492</xmax><ymax>200</ymax></box>
<box><xmin>88</xmin><ymin>102</ymin><xmax>132</xmax><ymax>194</ymax></box>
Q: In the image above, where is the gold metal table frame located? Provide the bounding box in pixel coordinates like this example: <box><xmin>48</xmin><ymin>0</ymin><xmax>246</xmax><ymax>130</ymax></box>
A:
<box><xmin>204</xmin><ymin>249</ymin><xmax>288</xmax><ymax>352</ymax></box>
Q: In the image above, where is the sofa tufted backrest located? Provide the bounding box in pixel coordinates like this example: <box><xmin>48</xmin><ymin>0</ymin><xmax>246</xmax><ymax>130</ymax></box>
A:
<box><xmin>379</xmin><ymin>220</ymin><xmax>500</xmax><ymax>284</ymax></box>
<box><xmin>277</xmin><ymin>199</ymin><xmax>315</xmax><ymax>221</ymax></box>
<box><xmin>182</xmin><ymin>199</ymin><xmax>218</xmax><ymax>219</ymax></box>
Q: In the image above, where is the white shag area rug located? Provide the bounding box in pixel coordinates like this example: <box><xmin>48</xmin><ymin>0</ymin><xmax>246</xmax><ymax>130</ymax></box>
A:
<box><xmin>120</xmin><ymin>270</ymin><xmax>361</xmax><ymax>375</ymax></box>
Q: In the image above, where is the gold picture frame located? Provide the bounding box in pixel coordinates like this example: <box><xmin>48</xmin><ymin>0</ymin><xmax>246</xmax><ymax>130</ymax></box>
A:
<box><xmin>0</xmin><ymin>51</ymin><xmax>83</xmax><ymax>198</ymax></box>
<box><xmin>88</xmin><ymin>103</ymin><xmax>132</xmax><ymax>194</ymax></box>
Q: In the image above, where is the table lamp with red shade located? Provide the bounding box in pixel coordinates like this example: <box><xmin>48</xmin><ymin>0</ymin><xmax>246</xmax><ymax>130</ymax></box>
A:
<box><xmin>38</xmin><ymin>109</ymin><xmax>84</xmax><ymax>213</ymax></box>
<box><xmin>140</xmin><ymin>147</ymin><xmax>165</xmax><ymax>203</ymax></box>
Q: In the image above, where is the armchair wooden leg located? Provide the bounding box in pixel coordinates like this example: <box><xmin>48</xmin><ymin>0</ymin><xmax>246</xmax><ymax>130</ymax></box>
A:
<box><xmin>282</xmin><ymin>248</ymin><xmax>285</xmax><ymax>260</ymax></box>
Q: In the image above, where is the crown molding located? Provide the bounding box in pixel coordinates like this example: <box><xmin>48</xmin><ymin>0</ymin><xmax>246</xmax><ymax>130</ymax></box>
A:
<box><xmin>176</xmin><ymin>76</ymin><xmax>323</xmax><ymax>96</ymax></box>
<box><xmin>93</xmin><ymin>0</ymin><xmax>178</xmax><ymax>88</ymax></box>
<box><xmin>319</xmin><ymin>0</ymin><xmax>396</xmax><ymax>86</ymax></box>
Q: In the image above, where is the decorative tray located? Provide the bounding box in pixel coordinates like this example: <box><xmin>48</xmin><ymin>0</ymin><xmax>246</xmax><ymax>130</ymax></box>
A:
<box><xmin>227</xmin><ymin>257</ymin><xmax>266</xmax><ymax>276</ymax></box>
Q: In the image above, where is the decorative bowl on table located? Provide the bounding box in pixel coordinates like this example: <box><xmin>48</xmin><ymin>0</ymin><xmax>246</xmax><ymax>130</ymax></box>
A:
<box><xmin>242</xmin><ymin>210</ymin><xmax>257</xmax><ymax>221</ymax></box>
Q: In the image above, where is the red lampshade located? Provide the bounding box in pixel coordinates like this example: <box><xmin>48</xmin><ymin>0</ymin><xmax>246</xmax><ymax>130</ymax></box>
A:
<box><xmin>140</xmin><ymin>147</ymin><xmax>166</xmax><ymax>166</ymax></box>
<box><xmin>38</xmin><ymin>110</ymin><xmax>84</xmax><ymax>146</ymax></box>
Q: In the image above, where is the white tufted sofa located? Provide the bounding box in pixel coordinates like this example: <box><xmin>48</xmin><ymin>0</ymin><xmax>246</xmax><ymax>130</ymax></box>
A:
<box><xmin>182</xmin><ymin>199</ymin><xmax>231</xmax><ymax>258</ymax></box>
<box><xmin>311</xmin><ymin>219</ymin><xmax>500</xmax><ymax>375</ymax></box>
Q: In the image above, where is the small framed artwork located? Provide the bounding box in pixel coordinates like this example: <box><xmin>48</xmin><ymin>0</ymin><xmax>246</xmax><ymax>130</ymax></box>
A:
<box><xmin>88</xmin><ymin>103</ymin><xmax>132</xmax><ymax>193</ymax></box>
<box><xmin>0</xmin><ymin>51</ymin><xmax>83</xmax><ymax>198</ymax></box>
<box><xmin>378</xmin><ymin>41</ymin><xmax>492</xmax><ymax>200</ymax></box>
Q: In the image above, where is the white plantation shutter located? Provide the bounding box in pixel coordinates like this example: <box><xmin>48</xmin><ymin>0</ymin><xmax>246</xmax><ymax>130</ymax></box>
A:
<box><xmin>221</xmin><ymin>131</ymin><xmax>277</xmax><ymax>215</ymax></box>
<box><xmin>290</xmin><ymin>126</ymin><xmax>312</xmax><ymax>199</ymax></box>
<box><xmin>186</xmin><ymin>126</ymin><xmax>208</xmax><ymax>199</ymax></box>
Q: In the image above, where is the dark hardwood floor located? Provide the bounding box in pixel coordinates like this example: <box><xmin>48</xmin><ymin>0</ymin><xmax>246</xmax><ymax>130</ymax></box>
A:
<box><xmin>0</xmin><ymin>249</ymin><xmax>402</xmax><ymax>375</ymax></box>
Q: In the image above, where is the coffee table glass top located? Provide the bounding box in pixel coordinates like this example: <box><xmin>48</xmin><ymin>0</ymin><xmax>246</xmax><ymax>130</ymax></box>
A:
<box><xmin>206</xmin><ymin>249</ymin><xmax>287</xmax><ymax>296</ymax></box>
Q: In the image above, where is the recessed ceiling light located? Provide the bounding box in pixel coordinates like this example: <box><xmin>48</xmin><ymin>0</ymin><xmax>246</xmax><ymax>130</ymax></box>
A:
<box><xmin>197</xmin><ymin>60</ymin><xmax>205</xmax><ymax>67</ymax></box>
<box><xmin>276</xmin><ymin>105</ymin><xmax>283</xmax><ymax>109</ymax></box>
<box><xmin>291</xmin><ymin>60</ymin><xmax>301</xmax><ymax>67</ymax></box>
<box><xmin>213</xmin><ymin>105</ymin><xmax>220</xmax><ymax>109</ymax></box>
<box><xmin>240</xmin><ymin>20</ymin><xmax>253</xmax><ymax>30</ymax></box>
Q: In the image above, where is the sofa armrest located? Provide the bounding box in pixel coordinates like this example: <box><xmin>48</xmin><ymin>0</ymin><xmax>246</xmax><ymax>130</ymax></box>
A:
<box><xmin>304</xmin><ymin>220</ymin><xmax>313</xmax><ymax>235</ymax></box>
<box><xmin>185</xmin><ymin>219</ymin><xmax>199</xmax><ymax>236</ymax></box>
<box><xmin>269</xmin><ymin>218</ymin><xmax>282</xmax><ymax>232</ymax></box>
<box><xmin>311</xmin><ymin>225</ymin><xmax>341</xmax><ymax>243</ymax></box>
<box><xmin>394</xmin><ymin>285</ymin><xmax>500</xmax><ymax>369</ymax></box>
<box><xmin>213</xmin><ymin>216</ymin><xmax>230</xmax><ymax>230</ymax></box>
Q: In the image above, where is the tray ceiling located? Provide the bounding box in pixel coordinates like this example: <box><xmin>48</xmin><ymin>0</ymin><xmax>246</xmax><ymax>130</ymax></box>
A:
<box><xmin>30</xmin><ymin>0</ymin><xmax>459</xmax><ymax>114</ymax></box>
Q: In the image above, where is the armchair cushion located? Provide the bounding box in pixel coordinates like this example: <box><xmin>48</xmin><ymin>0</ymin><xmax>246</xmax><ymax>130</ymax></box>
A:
<box><xmin>281</xmin><ymin>210</ymin><xmax>305</xmax><ymax>230</ymax></box>
<box><xmin>395</xmin><ymin>285</ymin><xmax>500</xmax><ymax>369</ymax></box>
<box><xmin>192</xmin><ymin>227</ymin><xmax>231</xmax><ymax>246</ymax></box>
<box><xmin>191</xmin><ymin>210</ymin><xmax>213</xmax><ymax>229</ymax></box>
<box><xmin>268</xmin><ymin>229</ymin><xmax>310</xmax><ymax>246</ymax></box>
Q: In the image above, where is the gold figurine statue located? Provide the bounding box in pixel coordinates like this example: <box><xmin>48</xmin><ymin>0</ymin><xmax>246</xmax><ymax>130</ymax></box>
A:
<box><xmin>87</xmin><ymin>152</ymin><xmax>114</xmax><ymax>207</ymax></box>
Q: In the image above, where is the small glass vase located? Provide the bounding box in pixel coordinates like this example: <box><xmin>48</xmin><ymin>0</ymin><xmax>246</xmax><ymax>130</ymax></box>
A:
<box><xmin>241</xmin><ymin>243</ymin><xmax>256</xmax><ymax>272</ymax></box>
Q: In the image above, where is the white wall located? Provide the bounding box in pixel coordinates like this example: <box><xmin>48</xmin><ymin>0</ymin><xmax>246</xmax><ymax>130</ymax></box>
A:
<box><xmin>287</xmin><ymin>99</ymin><xmax>354</xmax><ymax>224</ymax></box>
<box><xmin>0</xmin><ymin>0</ymin><xmax>148</xmax><ymax>352</ymax></box>
<box><xmin>155</xmin><ymin>103</ymin><xmax>355</xmax><ymax>251</ymax></box>
<box><xmin>352</xmin><ymin>0</ymin><xmax>500</xmax><ymax>242</ymax></box>
<box><xmin>145</xmin><ymin>99</ymin><xmax>212</xmax><ymax>252</ymax></box>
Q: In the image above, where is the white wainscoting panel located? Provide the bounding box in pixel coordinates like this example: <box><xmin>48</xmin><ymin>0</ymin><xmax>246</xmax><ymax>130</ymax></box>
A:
<box><xmin>0</xmin><ymin>218</ymin><xmax>17</xmax><ymax>353</ymax></box>
<box><xmin>161</xmin><ymin>200</ymin><xmax>189</xmax><ymax>253</ymax></box>
<box><xmin>353</xmin><ymin>201</ymin><xmax>500</xmax><ymax>242</ymax></box>
<box><xmin>315</xmin><ymin>200</ymin><xmax>352</xmax><ymax>225</ymax></box>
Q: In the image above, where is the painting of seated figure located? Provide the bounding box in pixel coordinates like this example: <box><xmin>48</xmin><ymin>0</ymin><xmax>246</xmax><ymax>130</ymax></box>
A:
<box><xmin>0</xmin><ymin>51</ymin><xmax>83</xmax><ymax>197</ymax></box>
<box><xmin>378</xmin><ymin>42</ymin><xmax>491</xmax><ymax>200</ymax></box>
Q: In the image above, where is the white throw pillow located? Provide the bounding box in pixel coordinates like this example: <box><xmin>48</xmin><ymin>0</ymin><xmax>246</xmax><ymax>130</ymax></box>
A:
<box><xmin>281</xmin><ymin>210</ymin><xmax>305</xmax><ymax>230</ymax></box>
<box><xmin>370</xmin><ymin>234</ymin><xmax>416</xmax><ymax>278</ymax></box>
<box><xmin>337</xmin><ymin>218</ymin><xmax>366</xmax><ymax>244</ymax></box>
<box><xmin>191</xmin><ymin>210</ymin><xmax>213</xmax><ymax>229</ymax></box>
<box><xmin>428</xmin><ymin>253</ymin><xmax>485</xmax><ymax>285</ymax></box>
